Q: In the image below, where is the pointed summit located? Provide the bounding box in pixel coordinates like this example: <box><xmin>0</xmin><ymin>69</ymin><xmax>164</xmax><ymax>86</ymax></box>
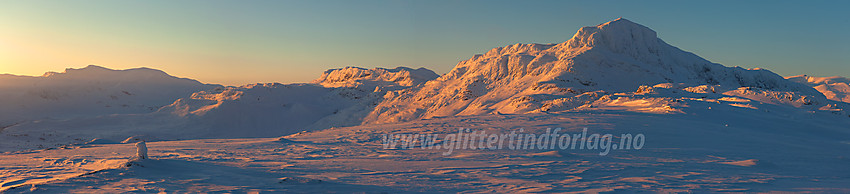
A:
<box><xmin>560</xmin><ymin>18</ymin><xmax>661</xmax><ymax>58</ymax></box>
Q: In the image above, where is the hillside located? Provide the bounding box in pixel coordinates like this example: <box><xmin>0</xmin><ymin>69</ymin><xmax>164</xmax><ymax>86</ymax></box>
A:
<box><xmin>0</xmin><ymin>67</ymin><xmax>438</xmax><ymax>151</ymax></box>
<box><xmin>787</xmin><ymin>75</ymin><xmax>850</xmax><ymax>103</ymax></box>
<box><xmin>0</xmin><ymin>65</ymin><xmax>218</xmax><ymax>127</ymax></box>
<box><xmin>364</xmin><ymin>18</ymin><xmax>838</xmax><ymax>124</ymax></box>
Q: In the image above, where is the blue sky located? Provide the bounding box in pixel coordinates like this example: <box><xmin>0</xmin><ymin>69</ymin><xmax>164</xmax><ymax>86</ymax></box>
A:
<box><xmin>1</xmin><ymin>0</ymin><xmax>847</xmax><ymax>85</ymax></box>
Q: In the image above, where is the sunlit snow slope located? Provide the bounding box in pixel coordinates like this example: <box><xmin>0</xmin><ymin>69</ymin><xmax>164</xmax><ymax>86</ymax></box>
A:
<box><xmin>787</xmin><ymin>75</ymin><xmax>850</xmax><ymax>103</ymax></box>
<box><xmin>365</xmin><ymin>18</ymin><xmax>839</xmax><ymax>124</ymax></box>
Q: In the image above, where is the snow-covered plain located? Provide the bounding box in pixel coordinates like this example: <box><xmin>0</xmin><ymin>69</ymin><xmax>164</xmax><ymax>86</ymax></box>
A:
<box><xmin>2</xmin><ymin>18</ymin><xmax>849</xmax><ymax>192</ymax></box>
<box><xmin>3</xmin><ymin>108</ymin><xmax>850</xmax><ymax>192</ymax></box>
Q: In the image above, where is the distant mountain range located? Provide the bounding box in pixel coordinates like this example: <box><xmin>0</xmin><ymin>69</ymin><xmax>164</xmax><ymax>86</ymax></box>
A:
<box><xmin>0</xmin><ymin>65</ymin><xmax>219</xmax><ymax>127</ymax></box>
<box><xmin>1</xmin><ymin>18</ymin><xmax>847</xmax><ymax>151</ymax></box>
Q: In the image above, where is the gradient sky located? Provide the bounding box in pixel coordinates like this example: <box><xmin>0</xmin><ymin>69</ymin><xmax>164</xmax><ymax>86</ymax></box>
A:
<box><xmin>1</xmin><ymin>0</ymin><xmax>848</xmax><ymax>86</ymax></box>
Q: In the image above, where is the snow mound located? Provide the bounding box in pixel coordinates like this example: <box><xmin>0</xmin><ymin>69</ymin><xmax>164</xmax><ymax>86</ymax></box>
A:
<box><xmin>278</xmin><ymin>177</ymin><xmax>323</xmax><ymax>184</ymax></box>
<box><xmin>720</xmin><ymin>159</ymin><xmax>761</xmax><ymax>167</ymax></box>
<box><xmin>85</xmin><ymin>138</ymin><xmax>118</xmax><ymax>145</ymax></box>
<box><xmin>121</xmin><ymin>135</ymin><xmax>157</xmax><ymax>144</ymax></box>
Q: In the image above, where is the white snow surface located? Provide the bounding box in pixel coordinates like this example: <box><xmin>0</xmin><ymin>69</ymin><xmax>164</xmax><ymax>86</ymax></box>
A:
<box><xmin>2</xmin><ymin>109</ymin><xmax>849</xmax><ymax>192</ymax></box>
<box><xmin>0</xmin><ymin>83</ymin><xmax>383</xmax><ymax>151</ymax></box>
<box><xmin>0</xmin><ymin>65</ymin><xmax>218</xmax><ymax>127</ymax></box>
<box><xmin>364</xmin><ymin>18</ymin><xmax>832</xmax><ymax>124</ymax></box>
<box><xmin>787</xmin><ymin>75</ymin><xmax>850</xmax><ymax>103</ymax></box>
<box><xmin>1</xmin><ymin>18</ymin><xmax>849</xmax><ymax>192</ymax></box>
<box><xmin>313</xmin><ymin>66</ymin><xmax>438</xmax><ymax>90</ymax></box>
<box><xmin>0</xmin><ymin>67</ymin><xmax>439</xmax><ymax>150</ymax></box>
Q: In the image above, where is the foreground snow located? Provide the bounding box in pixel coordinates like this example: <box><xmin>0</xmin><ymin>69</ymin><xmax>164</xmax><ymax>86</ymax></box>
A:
<box><xmin>2</xmin><ymin>106</ymin><xmax>849</xmax><ymax>193</ymax></box>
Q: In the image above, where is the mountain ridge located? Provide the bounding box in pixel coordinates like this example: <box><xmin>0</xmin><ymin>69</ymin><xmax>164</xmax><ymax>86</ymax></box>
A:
<box><xmin>312</xmin><ymin>66</ymin><xmax>439</xmax><ymax>90</ymax></box>
<box><xmin>787</xmin><ymin>75</ymin><xmax>850</xmax><ymax>103</ymax></box>
<box><xmin>0</xmin><ymin>65</ymin><xmax>219</xmax><ymax>127</ymax></box>
<box><xmin>363</xmin><ymin>18</ymin><xmax>834</xmax><ymax>124</ymax></box>
<box><xmin>1</xmin><ymin>18</ymin><xmax>847</xmax><ymax>151</ymax></box>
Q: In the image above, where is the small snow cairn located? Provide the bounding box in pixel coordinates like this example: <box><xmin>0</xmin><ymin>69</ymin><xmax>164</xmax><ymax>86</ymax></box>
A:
<box><xmin>135</xmin><ymin>141</ymin><xmax>148</xmax><ymax>160</ymax></box>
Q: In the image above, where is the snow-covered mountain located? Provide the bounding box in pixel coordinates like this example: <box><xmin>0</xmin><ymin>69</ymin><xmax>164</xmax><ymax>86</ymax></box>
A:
<box><xmin>364</xmin><ymin>18</ymin><xmax>836</xmax><ymax>124</ymax></box>
<box><xmin>0</xmin><ymin>67</ymin><xmax>438</xmax><ymax>150</ymax></box>
<box><xmin>3</xmin><ymin>18</ymin><xmax>850</xmax><ymax>192</ymax></box>
<box><xmin>787</xmin><ymin>75</ymin><xmax>850</xmax><ymax>103</ymax></box>
<box><xmin>158</xmin><ymin>83</ymin><xmax>378</xmax><ymax>137</ymax></box>
<box><xmin>0</xmin><ymin>65</ymin><xmax>218</xmax><ymax>127</ymax></box>
<box><xmin>1</xmin><ymin>18</ymin><xmax>847</xmax><ymax>152</ymax></box>
<box><xmin>313</xmin><ymin>66</ymin><xmax>438</xmax><ymax>90</ymax></box>
<box><xmin>151</xmin><ymin>67</ymin><xmax>437</xmax><ymax>137</ymax></box>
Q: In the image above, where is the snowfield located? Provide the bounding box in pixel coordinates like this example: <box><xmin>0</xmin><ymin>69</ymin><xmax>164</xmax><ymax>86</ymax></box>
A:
<box><xmin>2</xmin><ymin>18</ymin><xmax>849</xmax><ymax>192</ymax></box>
<box><xmin>3</xmin><ymin>109</ymin><xmax>849</xmax><ymax>193</ymax></box>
